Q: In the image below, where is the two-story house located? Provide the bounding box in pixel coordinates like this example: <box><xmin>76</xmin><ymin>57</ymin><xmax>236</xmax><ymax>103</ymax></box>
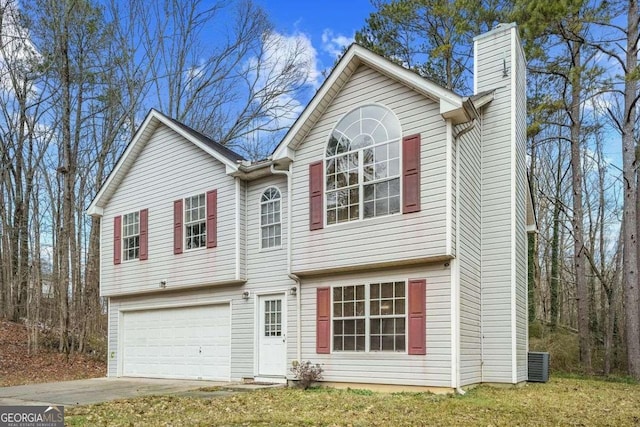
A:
<box><xmin>87</xmin><ymin>23</ymin><xmax>534</xmax><ymax>392</ymax></box>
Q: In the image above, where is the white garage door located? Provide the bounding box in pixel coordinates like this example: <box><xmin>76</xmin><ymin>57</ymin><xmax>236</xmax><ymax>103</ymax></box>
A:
<box><xmin>121</xmin><ymin>304</ymin><xmax>230</xmax><ymax>380</ymax></box>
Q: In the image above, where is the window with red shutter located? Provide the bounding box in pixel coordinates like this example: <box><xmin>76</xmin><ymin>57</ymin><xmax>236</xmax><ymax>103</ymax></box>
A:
<box><xmin>139</xmin><ymin>209</ymin><xmax>148</xmax><ymax>260</ymax></box>
<box><xmin>407</xmin><ymin>278</ymin><xmax>426</xmax><ymax>355</ymax></box>
<box><xmin>309</xmin><ymin>161</ymin><xmax>323</xmax><ymax>230</ymax></box>
<box><xmin>402</xmin><ymin>134</ymin><xmax>421</xmax><ymax>214</ymax></box>
<box><xmin>173</xmin><ymin>199</ymin><xmax>183</xmax><ymax>254</ymax></box>
<box><xmin>206</xmin><ymin>190</ymin><xmax>217</xmax><ymax>248</ymax></box>
<box><xmin>316</xmin><ymin>287</ymin><xmax>331</xmax><ymax>353</ymax></box>
<box><xmin>113</xmin><ymin>216</ymin><xmax>122</xmax><ymax>265</ymax></box>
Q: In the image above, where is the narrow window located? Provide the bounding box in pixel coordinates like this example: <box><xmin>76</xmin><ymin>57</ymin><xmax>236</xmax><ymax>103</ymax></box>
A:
<box><xmin>333</xmin><ymin>285</ymin><xmax>366</xmax><ymax>351</ymax></box>
<box><xmin>185</xmin><ymin>193</ymin><xmax>206</xmax><ymax>250</ymax></box>
<box><xmin>122</xmin><ymin>212</ymin><xmax>140</xmax><ymax>261</ymax></box>
<box><xmin>369</xmin><ymin>282</ymin><xmax>406</xmax><ymax>351</ymax></box>
<box><xmin>260</xmin><ymin>187</ymin><xmax>282</xmax><ymax>249</ymax></box>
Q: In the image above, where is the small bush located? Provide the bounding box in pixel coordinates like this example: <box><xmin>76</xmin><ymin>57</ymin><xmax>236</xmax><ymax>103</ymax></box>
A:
<box><xmin>290</xmin><ymin>360</ymin><xmax>324</xmax><ymax>390</ymax></box>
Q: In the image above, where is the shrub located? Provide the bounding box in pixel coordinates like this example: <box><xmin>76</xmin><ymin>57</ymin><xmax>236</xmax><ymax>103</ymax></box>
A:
<box><xmin>290</xmin><ymin>360</ymin><xmax>324</xmax><ymax>390</ymax></box>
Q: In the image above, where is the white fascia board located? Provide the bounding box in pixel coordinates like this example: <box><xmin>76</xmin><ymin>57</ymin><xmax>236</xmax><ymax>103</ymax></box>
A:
<box><xmin>87</xmin><ymin>206</ymin><xmax>103</xmax><ymax>217</ymax></box>
<box><xmin>86</xmin><ymin>111</ymin><xmax>159</xmax><ymax>216</ymax></box>
<box><xmin>86</xmin><ymin>109</ymin><xmax>241</xmax><ymax>217</ymax></box>
<box><xmin>157</xmin><ymin>113</ymin><xmax>240</xmax><ymax>174</ymax></box>
<box><xmin>272</xmin><ymin>46</ymin><xmax>361</xmax><ymax>160</ymax></box>
<box><xmin>272</xmin><ymin>44</ymin><xmax>464</xmax><ymax>159</ymax></box>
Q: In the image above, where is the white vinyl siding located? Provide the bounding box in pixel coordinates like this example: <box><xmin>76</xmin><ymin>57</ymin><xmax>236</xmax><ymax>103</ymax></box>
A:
<box><xmin>514</xmin><ymin>31</ymin><xmax>529</xmax><ymax>383</ymax></box>
<box><xmin>457</xmin><ymin>122</ymin><xmax>482</xmax><ymax>386</ymax></box>
<box><xmin>100</xmin><ymin>123</ymin><xmax>238</xmax><ymax>297</ymax></box>
<box><xmin>243</xmin><ymin>175</ymin><xmax>296</xmax><ymax>377</ymax></box>
<box><xmin>291</xmin><ymin>64</ymin><xmax>450</xmax><ymax>274</ymax></box>
<box><xmin>474</xmin><ymin>24</ymin><xmax>527</xmax><ymax>383</ymax></box>
<box><xmin>299</xmin><ymin>264</ymin><xmax>452</xmax><ymax>387</ymax></box>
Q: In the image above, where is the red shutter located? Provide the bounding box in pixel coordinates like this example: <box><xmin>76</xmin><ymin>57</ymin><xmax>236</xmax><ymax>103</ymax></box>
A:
<box><xmin>206</xmin><ymin>190</ymin><xmax>217</xmax><ymax>248</ymax></box>
<box><xmin>407</xmin><ymin>279</ymin><xmax>426</xmax><ymax>355</ymax></box>
<box><xmin>316</xmin><ymin>287</ymin><xmax>331</xmax><ymax>354</ymax></box>
<box><xmin>139</xmin><ymin>209</ymin><xmax>148</xmax><ymax>261</ymax></box>
<box><xmin>173</xmin><ymin>199</ymin><xmax>183</xmax><ymax>254</ymax></box>
<box><xmin>113</xmin><ymin>215</ymin><xmax>122</xmax><ymax>265</ymax></box>
<box><xmin>309</xmin><ymin>161</ymin><xmax>324</xmax><ymax>230</ymax></box>
<box><xmin>402</xmin><ymin>134</ymin><xmax>421</xmax><ymax>214</ymax></box>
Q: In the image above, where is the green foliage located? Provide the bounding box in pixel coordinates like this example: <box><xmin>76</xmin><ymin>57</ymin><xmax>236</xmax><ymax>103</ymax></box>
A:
<box><xmin>289</xmin><ymin>360</ymin><xmax>324</xmax><ymax>390</ymax></box>
<box><xmin>355</xmin><ymin>0</ymin><xmax>511</xmax><ymax>92</ymax></box>
<box><xmin>346</xmin><ymin>388</ymin><xmax>375</xmax><ymax>395</ymax></box>
<box><xmin>529</xmin><ymin>321</ymin><xmax>581</xmax><ymax>373</ymax></box>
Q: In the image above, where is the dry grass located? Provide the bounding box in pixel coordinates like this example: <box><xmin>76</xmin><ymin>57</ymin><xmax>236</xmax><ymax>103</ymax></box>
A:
<box><xmin>66</xmin><ymin>376</ymin><xmax>640</xmax><ymax>426</ymax></box>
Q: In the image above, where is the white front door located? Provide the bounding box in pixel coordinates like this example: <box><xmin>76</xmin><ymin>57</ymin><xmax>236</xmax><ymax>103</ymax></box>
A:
<box><xmin>258</xmin><ymin>294</ymin><xmax>287</xmax><ymax>377</ymax></box>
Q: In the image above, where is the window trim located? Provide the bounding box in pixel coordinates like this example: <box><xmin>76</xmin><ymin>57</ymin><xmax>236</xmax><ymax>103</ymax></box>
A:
<box><xmin>121</xmin><ymin>211</ymin><xmax>140</xmax><ymax>262</ymax></box>
<box><xmin>330</xmin><ymin>280</ymin><xmax>408</xmax><ymax>354</ymax></box>
<box><xmin>324</xmin><ymin>103</ymin><xmax>403</xmax><ymax>228</ymax></box>
<box><xmin>259</xmin><ymin>186</ymin><xmax>283</xmax><ymax>251</ymax></box>
<box><xmin>183</xmin><ymin>192</ymin><xmax>207</xmax><ymax>252</ymax></box>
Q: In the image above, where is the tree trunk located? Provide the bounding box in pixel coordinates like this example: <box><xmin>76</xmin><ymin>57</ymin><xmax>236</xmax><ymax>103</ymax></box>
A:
<box><xmin>622</xmin><ymin>0</ymin><xmax>640</xmax><ymax>380</ymax></box>
<box><xmin>568</xmin><ymin>39</ymin><xmax>591</xmax><ymax>372</ymax></box>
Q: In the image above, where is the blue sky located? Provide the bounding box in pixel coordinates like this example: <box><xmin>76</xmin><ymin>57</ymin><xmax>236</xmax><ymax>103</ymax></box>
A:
<box><xmin>255</xmin><ymin>0</ymin><xmax>375</xmax><ymax>72</ymax></box>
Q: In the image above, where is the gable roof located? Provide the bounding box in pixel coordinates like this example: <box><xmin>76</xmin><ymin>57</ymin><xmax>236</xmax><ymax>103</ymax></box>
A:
<box><xmin>272</xmin><ymin>43</ymin><xmax>470</xmax><ymax>161</ymax></box>
<box><xmin>87</xmin><ymin>109</ymin><xmax>245</xmax><ymax>217</ymax></box>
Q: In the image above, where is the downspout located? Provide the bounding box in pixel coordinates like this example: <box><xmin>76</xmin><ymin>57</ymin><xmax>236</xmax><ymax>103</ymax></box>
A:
<box><xmin>270</xmin><ymin>163</ymin><xmax>302</xmax><ymax>363</ymax></box>
<box><xmin>452</xmin><ymin>119</ymin><xmax>476</xmax><ymax>396</ymax></box>
<box><xmin>235</xmin><ymin>177</ymin><xmax>241</xmax><ymax>280</ymax></box>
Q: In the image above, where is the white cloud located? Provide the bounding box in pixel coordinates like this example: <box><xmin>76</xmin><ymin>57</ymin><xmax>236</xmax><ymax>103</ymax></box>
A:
<box><xmin>321</xmin><ymin>29</ymin><xmax>353</xmax><ymax>59</ymax></box>
<box><xmin>240</xmin><ymin>31</ymin><xmax>322</xmax><ymax>156</ymax></box>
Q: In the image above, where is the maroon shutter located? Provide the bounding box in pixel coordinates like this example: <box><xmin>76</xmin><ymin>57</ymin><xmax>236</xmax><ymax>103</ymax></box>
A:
<box><xmin>113</xmin><ymin>216</ymin><xmax>122</xmax><ymax>265</ymax></box>
<box><xmin>139</xmin><ymin>209</ymin><xmax>148</xmax><ymax>261</ymax></box>
<box><xmin>402</xmin><ymin>134</ymin><xmax>421</xmax><ymax>214</ymax></box>
<box><xmin>407</xmin><ymin>279</ymin><xmax>426</xmax><ymax>355</ymax></box>
<box><xmin>206</xmin><ymin>190</ymin><xmax>217</xmax><ymax>248</ymax></box>
<box><xmin>316</xmin><ymin>287</ymin><xmax>331</xmax><ymax>354</ymax></box>
<box><xmin>173</xmin><ymin>199</ymin><xmax>183</xmax><ymax>254</ymax></box>
<box><xmin>309</xmin><ymin>161</ymin><xmax>324</xmax><ymax>230</ymax></box>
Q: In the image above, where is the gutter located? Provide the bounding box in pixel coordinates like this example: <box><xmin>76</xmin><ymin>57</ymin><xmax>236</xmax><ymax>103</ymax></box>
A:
<box><xmin>270</xmin><ymin>164</ymin><xmax>302</xmax><ymax>363</ymax></box>
<box><xmin>452</xmin><ymin>119</ymin><xmax>477</xmax><ymax>395</ymax></box>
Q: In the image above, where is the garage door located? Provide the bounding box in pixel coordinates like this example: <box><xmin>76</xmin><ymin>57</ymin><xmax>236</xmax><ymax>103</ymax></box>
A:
<box><xmin>121</xmin><ymin>304</ymin><xmax>230</xmax><ymax>380</ymax></box>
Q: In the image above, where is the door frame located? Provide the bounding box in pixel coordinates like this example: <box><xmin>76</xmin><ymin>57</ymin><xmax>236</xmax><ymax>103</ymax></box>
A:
<box><xmin>253</xmin><ymin>291</ymin><xmax>288</xmax><ymax>381</ymax></box>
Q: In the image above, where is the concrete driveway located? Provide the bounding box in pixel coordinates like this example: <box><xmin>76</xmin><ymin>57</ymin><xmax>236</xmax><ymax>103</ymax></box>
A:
<box><xmin>0</xmin><ymin>377</ymin><xmax>252</xmax><ymax>406</ymax></box>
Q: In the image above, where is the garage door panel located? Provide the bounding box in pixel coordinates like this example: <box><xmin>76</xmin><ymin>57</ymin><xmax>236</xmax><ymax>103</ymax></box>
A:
<box><xmin>122</xmin><ymin>304</ymin><xmax>230</xmax><ymax>380</ymax></box>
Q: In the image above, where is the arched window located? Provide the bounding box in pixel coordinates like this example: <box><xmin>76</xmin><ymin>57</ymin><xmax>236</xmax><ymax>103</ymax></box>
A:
<box><xmin>325</xmin><ymin>104</ymin><xmax>401</xmax><ymax>225</ymax></box>
<box><xmin>260</xmin><ymin>187</ymin><xmax>282</xmax><ymax>249</ymax></box>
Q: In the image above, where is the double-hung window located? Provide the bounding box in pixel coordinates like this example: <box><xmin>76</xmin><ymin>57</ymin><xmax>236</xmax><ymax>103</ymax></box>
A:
<box><xmin>185</xmin><ymin>193</ymin><xmax>206</xmax><ymax>250</ymax></box>
<box><xmin>332</xmin><ymin>281</ymin><xmax>406</xmax><ymax>352</ymax></box>
<box><xmin>260</xmin><ymin>187</ymin><xmax>282</xmax><ymax>249</ymax></box>
<box><xmin>325</xmin><ymin>104</ymin><xmax>402</xmax><ymax>225</ymax></box>
<box><xmin>122</xmin><ymin>212</ymin><xmax>140</xmax><ymax>261</ymax></box>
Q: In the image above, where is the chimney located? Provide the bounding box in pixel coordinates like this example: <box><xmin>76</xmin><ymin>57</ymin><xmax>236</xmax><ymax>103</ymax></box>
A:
<box><xmin>473</xmin><ymin>23</ymin><xmax>528</xmax><ymax>384</ymax></box>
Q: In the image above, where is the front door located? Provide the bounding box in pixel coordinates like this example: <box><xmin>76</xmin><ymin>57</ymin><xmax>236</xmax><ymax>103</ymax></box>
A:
<box><xmin>258</xmin><ymin>294</ymin><xmax>286</xmax><ymax>377</ymax></box>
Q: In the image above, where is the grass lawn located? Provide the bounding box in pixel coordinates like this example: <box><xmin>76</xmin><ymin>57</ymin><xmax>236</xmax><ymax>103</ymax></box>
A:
<box><xmin>66</xmin><ymin>376</ymin><xmax>640</xmax><ymax>426</ymax></box>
